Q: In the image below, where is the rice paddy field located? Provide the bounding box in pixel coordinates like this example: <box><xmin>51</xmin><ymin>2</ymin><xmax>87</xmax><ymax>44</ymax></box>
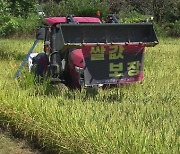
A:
<box><xmin>0</xmin><ymin>38</ymin><xmax>179</xmax><ymax>153</ymax></box>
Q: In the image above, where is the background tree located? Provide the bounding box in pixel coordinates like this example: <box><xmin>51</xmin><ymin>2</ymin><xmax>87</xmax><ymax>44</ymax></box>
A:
<box><xmin>7</xmin><ymin>0</ymin><xmax>37</xmax><ymax>17</ymax></box>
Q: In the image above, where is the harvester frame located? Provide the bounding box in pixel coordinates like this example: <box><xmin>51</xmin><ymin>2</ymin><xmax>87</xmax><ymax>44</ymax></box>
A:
<box><xmin>15</xmin><ymin>14</ymin><xmax>158</xmax><ymax>89</ymax></box>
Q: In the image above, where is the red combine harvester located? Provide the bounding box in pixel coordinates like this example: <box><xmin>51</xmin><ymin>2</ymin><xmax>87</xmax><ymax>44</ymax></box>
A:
<box><xmin>15</xmin><ymin>14</ymin><xmax>158</xmax><ymax>89</ymax></box>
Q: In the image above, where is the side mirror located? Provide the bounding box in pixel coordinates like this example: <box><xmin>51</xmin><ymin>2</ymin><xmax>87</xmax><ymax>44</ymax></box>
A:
<box><xmin>36</xmin><ymin>27</ymin><xmax>45</xmax><ymax>40</ymax></box>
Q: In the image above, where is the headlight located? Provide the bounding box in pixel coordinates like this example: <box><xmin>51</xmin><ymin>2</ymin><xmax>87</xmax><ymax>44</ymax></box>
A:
<box><xmin>74</xmin><ymin>66</ymin><xmax>84</xmax><ymax>74</ymax></box>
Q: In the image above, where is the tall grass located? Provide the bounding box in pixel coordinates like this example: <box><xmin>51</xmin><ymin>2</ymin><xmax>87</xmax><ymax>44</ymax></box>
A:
<box><xmin>0</xmin><ymin>38</ymin><xmax>179</xmax><ymax>153</ymax></box>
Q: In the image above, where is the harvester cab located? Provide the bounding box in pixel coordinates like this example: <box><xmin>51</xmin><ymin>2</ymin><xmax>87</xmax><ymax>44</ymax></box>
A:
<box><xmin>15</xmin><ymin>13</ymin><xmax>158</xmax><ymax>88</ymax></box>
<box><xmin>106</xmin><ymin>14</ymin><xmax>119</xmax><ymax>23</ymax></box>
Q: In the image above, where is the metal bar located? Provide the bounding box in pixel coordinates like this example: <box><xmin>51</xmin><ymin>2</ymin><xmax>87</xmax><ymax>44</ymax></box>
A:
<box><xmin>63</xmin><ymin>42</ymin><xmax>158</xmax><ymax>46</ymax></box>
<box><xmin>13</xmin><ymin>40</ymin><xmax>39</xmax><ymax>78</ymax></box>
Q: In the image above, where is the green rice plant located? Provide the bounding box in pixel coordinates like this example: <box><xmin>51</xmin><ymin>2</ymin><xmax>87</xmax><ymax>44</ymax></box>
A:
<box><xmin>0</xmin><ymin>38</ymin><xmax>179</xmax><ymax>153</ymax></box>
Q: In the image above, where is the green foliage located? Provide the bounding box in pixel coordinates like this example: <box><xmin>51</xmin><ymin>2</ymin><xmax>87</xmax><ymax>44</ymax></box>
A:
<box><xmin>63</xmin><ymin>0</ymin><xmax>108</xmax><ymax>17</ymax></box>
<box><xmin>152</xmin><ymin>0</ymin><xmax>180</xmax><ymax>23</ymax></box>
<box><xmin>164</xmin><ymin>20</ymin><xmax>180</xmax><ymax>37</ymax></box>
<box><xmin>15</xmin><ymin>15</ymin><xmax>40</xmax><ymax>37</ymax></box>
<box><xmin>118</xmin><ymin>10</ymin><xmax>150</xmax><ymax>23</ymax></box>
<box><xmin>0</xmin><ymin>16</ymin><xmax>19</xmax><ymax>36</ymax></box>
<box><xmin>42</xmin><ymin>0</ymin><xmax>108</xmax><ymax>17</ymax></box>
<box><xmin>0</xmin><ymin>15</ymin><xmax>40</xmax><ymax>37</ymax></box>
<box><xmin>7</xmin><ymin>0</ymin><xmax>37</xmax><ymax>18</ymax></box>
<box><xmin>108</xmin><ymin>0</ymin><xmax>180</xmax><ymax>23</ymax></box>
<box><xmin>0</xmin><ymin>0</ymin><xmax>179</xmax><ymax>37</ymax></box>
<box><xmin>41</xmin><ymin>1</ymin><xmax>66</xmax><ymax>16</ymax></box>
<box><xmin>0</xmin><ymin>0</ymin><xmax>40</xmax><ymax>37</ymax></box>
<box><xmin>108</xmin><ymin>0</ymin><xmax>180</xmax><ymax>37</ymax></box>
<box><xmin>0</xmin><ymin>0</ymin><xmax>10</xmax><ymax>15</ymax></box>
<box><xmin>0</xmin><ymin>0</ymin><xmax>37</xmax><ymax>17</ymax></box>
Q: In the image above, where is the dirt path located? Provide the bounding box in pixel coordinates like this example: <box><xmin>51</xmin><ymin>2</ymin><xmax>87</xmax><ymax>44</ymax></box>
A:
<box><xmin>0</xmin><ymin>129</ymin><xmax>40</xmax><ymax>154</ymax></box>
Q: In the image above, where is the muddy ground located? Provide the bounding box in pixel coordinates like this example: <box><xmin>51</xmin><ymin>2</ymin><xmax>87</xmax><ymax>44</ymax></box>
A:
<box><xmin>0</xmin><ymin>129</ymin><xmax>40</xmax><ymax>154</ymax></box>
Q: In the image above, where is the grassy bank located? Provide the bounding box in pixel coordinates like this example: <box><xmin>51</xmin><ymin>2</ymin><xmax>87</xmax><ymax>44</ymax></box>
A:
<box><xmin>0</xmin><ymin>38</ymin><xmax>179</xmax><ymax>153</ymax></box>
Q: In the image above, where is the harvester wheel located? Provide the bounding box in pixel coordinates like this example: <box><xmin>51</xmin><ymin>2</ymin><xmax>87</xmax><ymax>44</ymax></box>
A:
<box><xmin>48</xmin><ymin>83</ymin><xmax>69</xmax><ymax>95</ymax></box>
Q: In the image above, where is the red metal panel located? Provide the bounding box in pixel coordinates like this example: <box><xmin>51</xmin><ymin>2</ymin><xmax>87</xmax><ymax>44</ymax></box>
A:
<box><xmin>74</xmin><ymin>17</ymin><xmax>101</xmax><ymax>23</ymax></box>
<box><xmin>45</xmin><ymin>17</ymin><xmax>101</xmax><ymax>25</ymax></box>
<box><xmin>45</xmin><ymin>17</ymin><xmax>66</xmax><ymax>25</ymax></box>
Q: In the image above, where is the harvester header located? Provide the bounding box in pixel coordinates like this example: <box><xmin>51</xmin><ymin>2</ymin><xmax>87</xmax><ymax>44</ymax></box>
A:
<box><xmin>57</xmin><ymin>23</ymin><xmax>158</xmax><ymax>46</ymax></box>
<box><xmin>54</xmin><ymin>23</ymin><xmax>158</xmax><ymax>52</ymax></box>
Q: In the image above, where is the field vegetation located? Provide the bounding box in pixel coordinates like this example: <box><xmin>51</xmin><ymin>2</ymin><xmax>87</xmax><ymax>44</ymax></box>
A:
<box><xmin>0</xmin><ymin>0</ymin><xmax>180</xmax><ymax>153</ymax></box>
<box><xmin>0</xmin><ymin>38</ymin><xmax>179</xmax><ymax>153</ymax></box>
